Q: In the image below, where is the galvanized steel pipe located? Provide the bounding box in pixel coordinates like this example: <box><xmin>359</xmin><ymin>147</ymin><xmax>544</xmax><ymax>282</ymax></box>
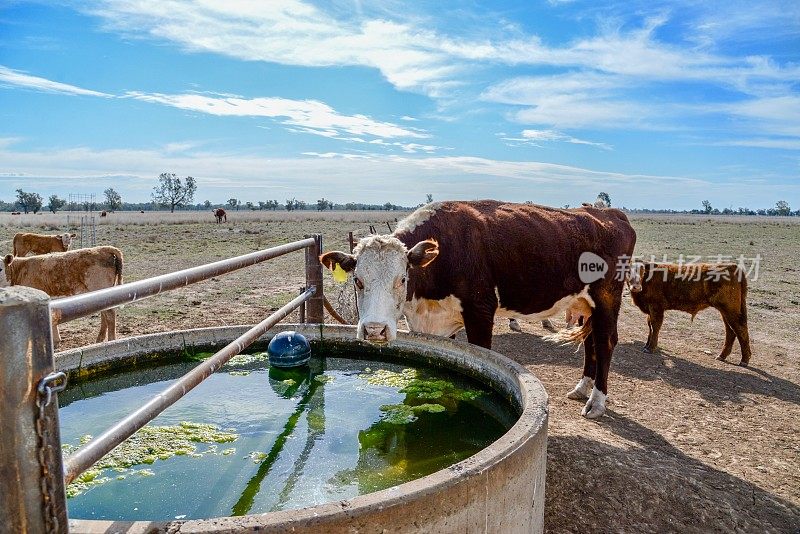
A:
<box><xmin>50</xmin><ymin>237</ymin><xmax>316</xmax><ymax>324</ymax></box>
<box><xmin>63</xmin><ymin>286</ymin><xmax>316</xmax><ymax>485</ymax></box>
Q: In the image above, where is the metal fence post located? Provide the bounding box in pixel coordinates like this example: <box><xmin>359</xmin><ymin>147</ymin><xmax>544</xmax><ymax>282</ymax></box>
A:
<box><xmin>0</xmin><ymin>287</ymin><xmax>68</xmax><ymax>533</ymax></box>
<box><xmin>304</xmin><ymin>234</ymin><xmax>324</xmax><ymax>323</ymax></box>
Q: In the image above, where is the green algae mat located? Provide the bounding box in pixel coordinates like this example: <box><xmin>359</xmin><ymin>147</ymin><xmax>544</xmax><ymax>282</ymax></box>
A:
<box><xmin>59</xmin><ymin>353</ymin><xmax>516</xmax><ymax>521</ymax></box>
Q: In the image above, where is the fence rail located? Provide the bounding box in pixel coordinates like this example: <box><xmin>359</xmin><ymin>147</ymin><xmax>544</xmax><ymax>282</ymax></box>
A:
<box><xmin>0</xmin><ymin>233</ymin><xmax>324</xmax><ymax>533</ymax></box>
<box><xmin>51</xmin><ymin>237</ymin><xmax>318</xmax><ymax>324</ymax></box>
<box><xmin>63</xmin><ymin>286</ymin><xmax>316</xmax><ymax>485</ymax></box>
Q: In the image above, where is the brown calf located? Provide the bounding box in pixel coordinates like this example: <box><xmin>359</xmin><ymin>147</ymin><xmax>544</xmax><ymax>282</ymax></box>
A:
<box><xmin>13</xmin><ymin>232</ymin><xmax>77</xmax><ymax>256</ymax></box>
<box><xmin>213</xmin><ymin>208</ymin><xmax>227</xmax><ymax>223</ymax></box>
<box><xmin>629</xmin><ymin>262</ymin><xmax>751</xmax><ymax>366</ymax></box>
<box><xmin>2</xmin><ymin>246</ymin><xmax>124</xmax><ymax>348</ymax></box>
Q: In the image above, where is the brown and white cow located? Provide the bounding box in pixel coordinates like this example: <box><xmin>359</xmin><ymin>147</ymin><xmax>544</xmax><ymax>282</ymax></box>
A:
<box><xmin>321</xmin><ymin>200</ymin><xmax>636</xmax><ymax>418</ymax></box>
<box><xmin>628</xmin><ymin>261</ymin><xmax>752</xmax><ymax>365</ymax></box>
<box><xmin>13</xmin><ymin>232</ymin><xmax>77</xmax><ymax>256</ymax></box>
<box><xmin>2</xmin><ymin>246</ymin><xmax>124</xmax><ymax>347</ymax></box>
<box><xmin>213</xmin><ymin>208</ymin><xmax>227</xmax><ymax>223</ymax></box>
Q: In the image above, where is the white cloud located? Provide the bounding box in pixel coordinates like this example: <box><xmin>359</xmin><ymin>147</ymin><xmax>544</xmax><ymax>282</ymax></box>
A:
<box><xmin>0</xmin><ymin>65</ymin><xmax>112</xmax><ymax>97</ymax></box>
<box><xmin>126</xmin><ymin>91</ymin><xmax>428</xmax><ymax>140</ymax></box>
<box><xmin>501</xmin><ymin>129</ymin><xmax>612</xmax><ymax>150</ymax></box>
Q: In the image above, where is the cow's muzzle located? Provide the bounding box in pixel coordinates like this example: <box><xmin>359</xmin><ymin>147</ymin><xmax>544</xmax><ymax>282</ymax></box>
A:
<box><xmin>362</xmin><ymin>322</ymin><xmax>389</xmax><ymax>344</ymax></box>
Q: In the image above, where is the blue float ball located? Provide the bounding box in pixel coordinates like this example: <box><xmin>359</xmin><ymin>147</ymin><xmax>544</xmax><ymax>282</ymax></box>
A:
<box><xmin>267</xmin><ymin>331</ymin><xmax>311</xmax><ymax>368</ymax></box>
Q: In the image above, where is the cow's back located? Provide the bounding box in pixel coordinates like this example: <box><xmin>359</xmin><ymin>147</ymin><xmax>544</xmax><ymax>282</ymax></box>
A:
<box><xmin>10</xmin><ymin>246</ymin><xmax>122</xmax><ymax>297</ymax></box>
<box><xmin>395</xmin><ymin>200</ymin><xmax>636</xmax><ymax>314</ymax></box>
<box><xmin>632</xmin><ymin>263</ymin><xmax>745</xmax><ymax>315</ymax></box>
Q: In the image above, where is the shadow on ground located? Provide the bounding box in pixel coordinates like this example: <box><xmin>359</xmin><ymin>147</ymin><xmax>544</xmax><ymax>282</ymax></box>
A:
<box><xmin>492</xmin><ymin>332</ymin><xmax>800</xmax><ymax>407</ymax></box>
<box><xmin>546</xmin><ymin>412</ymin><xmax>799</xmax><ymax>532</ymax></box>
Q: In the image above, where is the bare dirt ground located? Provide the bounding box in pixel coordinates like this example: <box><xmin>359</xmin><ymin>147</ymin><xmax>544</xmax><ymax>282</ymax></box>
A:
<box><xmin>2</xmin><ymin>211</ymin><xmax>798</xmax><ymax>533</ymax></box>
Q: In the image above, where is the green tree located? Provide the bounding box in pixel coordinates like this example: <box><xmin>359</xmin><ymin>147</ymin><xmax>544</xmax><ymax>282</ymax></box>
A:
<box><xmin>15</xmin><ymin>189</ymin><xmax>43</xmax><ymax>214</ymax></box>
<box><xmin>203</xmin><ymin>200</ymin><xmax>212</xmax><ymax>209</ymax></box>
<box><xmin>597</xmin><ymin>192</ymin><xmax>611</xmax><ymax>207</ymax></box>
<box><xmin>227</xmin><ymin>198</ymin><xmax>239</xmax><ymax>210</ymax></box>
<box><xmin>317</xmin><ymin>198</ymin><xmax>332</xmax><ymax>211</ymax></box>
<box><xmin>152</xmin><ymin>173</ymin><xmax>197</xmax><ymax>212</ymax></box>
<box><xmin>701</xmin><ymin>200</ymin><xmax>712</xmax><ymax>214</ymax></box>
<box><xmin>775</xmin><ymin>200</ymin><xmax>791</xmax><ymax>216</ymax></box>
<box><xmin>285</xmin><ymin>198</ymin><xmax>297</xmax><ymax>211</ymax></box>
<box><xmin>104</xmin><ymin>188</ymin><xmax>122</xmax><ymax>211</ymax></box>
<box><xmin>47</xmin><ymin>194</ymin><xmax>66</xmax><ymax>214</ymax></box>
<box><xmin>426</xmin><ymin>193</ymin><xmax>433</xmax><ymax>203</ymax></box>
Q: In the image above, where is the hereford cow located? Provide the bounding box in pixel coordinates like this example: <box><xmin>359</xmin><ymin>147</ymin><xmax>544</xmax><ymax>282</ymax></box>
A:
<box><xmin>628</xmin><ymin>261</ymin><xmax>751</xmax><ymax>366</ymax></box>
<box><xmin>13</xmin><ymin>232</ymin><xmax>77</xmax><ymax>257</ymax></box>
<box><xmin>320</xmin><ymin>200</ymin><xmax>636</xmax><ymax>418</ymax></box>
<box><xmin>213</xmin><ymin>208</ymin><xmax>227</xmax><ymax>223</ymax></box>
<box><xmin>3</xmin><ymin>246</ymin><xmax>124</xmax><ymax>347</ymax></box>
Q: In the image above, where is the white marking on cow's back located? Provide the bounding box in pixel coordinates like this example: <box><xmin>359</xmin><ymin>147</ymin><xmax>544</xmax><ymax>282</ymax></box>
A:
<box><xmin>494</xmin><ymin>285</ymin><xmax>595</xmax><ymax>321</ymax></box>
<box><xmin>403</xmin><ymin>295</ymin><xmax>464</xmax><ymax>338</ymax></box>
<box><xmin>394</xmin><ymin>202</ymin><xmax>443</xmax><ymax>234</ymax></box>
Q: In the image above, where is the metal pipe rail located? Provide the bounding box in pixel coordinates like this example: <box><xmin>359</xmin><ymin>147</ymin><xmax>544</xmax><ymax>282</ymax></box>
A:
<box><xmin>63</xmin><ymin>286</ymin><xmax>316</xmax><ymax>486</ymax></box>
<box><xmin>50</xmin><ymin>237</ymin><xmax>317</xmax><ymax>324</ymax></box>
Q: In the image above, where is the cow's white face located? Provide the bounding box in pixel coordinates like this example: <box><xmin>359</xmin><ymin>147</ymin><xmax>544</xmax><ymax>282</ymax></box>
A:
<box><xmin>320</xmin><ymin>235</ymin><xmax>439</xmax><ymax>343</ymax></box>
<box><xmin>61</xmin><ymin>233</ymin><xmax>75</xmax><ymax>249</ymax></box>
<box><xmin>628</xmin><ymin>261</ymin><xmax>644</xmax><ymax>293</ymax></box>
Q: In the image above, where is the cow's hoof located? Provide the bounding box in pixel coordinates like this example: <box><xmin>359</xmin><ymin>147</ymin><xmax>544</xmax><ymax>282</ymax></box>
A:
<box><xmin>567</xmin><ymin>376</ymin><xmax>593</xmax><ymax>401</ymax></box>
<box><xmin>642</xmin><ymin>346</ymin><xmax>654</xmax><ymax>354</ymax></box>
<box><xmin>581</xmin><ymin>401</ymin><xmax>606</xmax><ymax>419</ymax></box>
<box><xmin>566</xmin><ymin>388</ymin><xmax>589</xmax><ymax>401</ymax></box>
<box><xmin>715</xmin><ymin>354</ymin><xmax>728</xmax><ymax>361</ymax></box>
<box><xmin>580</xmin><ymin>387</ymin><xmax>607</xmax><ymax>419</ymax></box>
<box><xmin>738</xmin><ymin>360</ymin><xmax>749</xmax><ymax>367</ymax></box>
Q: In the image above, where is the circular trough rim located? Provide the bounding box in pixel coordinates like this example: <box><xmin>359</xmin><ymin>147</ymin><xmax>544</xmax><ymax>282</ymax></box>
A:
<box><xmin>58</xmin><ymin>324</ymin><xmax>548</xmax><ymax>532</ymax></box>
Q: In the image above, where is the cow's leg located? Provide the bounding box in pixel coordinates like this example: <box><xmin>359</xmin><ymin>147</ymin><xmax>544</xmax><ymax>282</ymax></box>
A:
<box><xmin>643</xmin><ymin>308</ymin><xmax>663</xmax><ymax>353</ymax></box>
<box><xmin>729</xmin><ymin>312</ymin><xmax>752</xmax><ymax>367</ymax></box>
<box><xmin>462</xmin><ymin>299</ymin><xmax>496</xmax><ymax>349</ymax></box>
<box><xmin>97</xmin><ymin>313</ymin><xmax>108</xmax><ymax>343</ymax></box>
<box><xmin>51</xmin><ymin>322</ymin><xmax>61</xmax><ymax>350</ymax></box>
<box><xmin>97</xmin><ymin>308</ymin><xmax>115</xmax><ymax>342</ymax></box>
<box><xmin>716</xmin><ymin>312</ymin><xmax>736</xmax><ymax>362</ymax></box>
<box><xmin>567</xmin><ymin>332</ymin><xmax>596</xmax><ymax>400</ymax></box>
<box><xmin>582</xmin><ymin>288</ymin><xmax>622</xmax><ymax>419</ymax></box>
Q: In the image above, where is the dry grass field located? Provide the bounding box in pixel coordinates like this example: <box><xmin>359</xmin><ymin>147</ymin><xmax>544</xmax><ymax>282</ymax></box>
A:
<box><xmin>1</xmin><ymin>210</ymin><xmax>798</xmax><ymax>532</ymax></box>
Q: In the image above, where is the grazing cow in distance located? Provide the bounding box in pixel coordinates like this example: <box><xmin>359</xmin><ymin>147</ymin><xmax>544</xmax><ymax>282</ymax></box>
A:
<box><xmin>13</xmin><ymin>232</ymin><xmax>77</xmax><ymax>257</ymax></box>
<box><xmin>213</xmin><ymin>208</ymin><xmax>227</xmax><ymax>223</ymax></box>
<box><xmin>11</xmin><ymin>211</ymin><xmax>21</xmax><ymax>215</ymax></box>
<box><xmin>320</xmin><ymin>200</ymin><xmax>636</xmax><ymax>418</ymax></box>
<box><xmin>139</xmin><ymin>210</ymin><xmax>145</xmax><ymax>213</ymax></box>
<box><xmin>100</xmin><ymin>211</ymin><xmax>108</xmax><ymax>217</ymax></box>
<box><xmin>3</xmin><ymin>246</ymin><xmax>124</xmax><ymax>347</ymax></box>
<box><xmin>628</xmin><ymin>261</ymin><xmax>752</xmax><ymax>366</ymax></box>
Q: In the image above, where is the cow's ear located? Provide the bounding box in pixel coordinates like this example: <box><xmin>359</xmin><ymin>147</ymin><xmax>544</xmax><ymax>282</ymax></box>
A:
<box><xmin>407</xmin><ymin>239</ymin><xmax>439</xmax><ymax>268</ymax></box>
<box><xmin>319</xmin><ymin>251</ymin><xmax>356</xmax><ymax>272</ymax></box>
<box><xmin>70</xmin><ymin>233</ymin><xmax>76</xmax><ymax>238</ymax></box>
<box><xmin>3</xmin><ymin>254</ymin><xmax>12</xmax><ymax>266</ymax></box>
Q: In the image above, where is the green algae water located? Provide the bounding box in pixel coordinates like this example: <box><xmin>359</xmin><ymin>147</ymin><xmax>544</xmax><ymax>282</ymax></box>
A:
<box><xmin>59</xmin><ymin>351</ymin><xmax>516</xmax><ymax>521</ymax></box>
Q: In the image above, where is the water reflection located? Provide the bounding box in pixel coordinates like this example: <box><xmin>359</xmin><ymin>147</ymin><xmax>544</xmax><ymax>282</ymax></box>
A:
<box><xmin>231</xmin><ymin>364</ymin><xmax>326</xmax><ymax>516</ymax></box>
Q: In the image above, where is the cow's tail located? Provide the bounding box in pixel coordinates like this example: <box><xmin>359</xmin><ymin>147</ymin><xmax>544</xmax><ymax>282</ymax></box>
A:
<box><xmin>112</xmin><ymin>248</ymin><xmax>124</xmax><ymax>286</ymax></box>
<box><xmin>12</xmin><ymin>236</ymin><xmax>19</xmax><ymax>257</ymax></box>
<box><xmin>739</xmin><ymin>269</ymin><xmax>748</xmax><ymax>323</ymax></box>
<box><xmin>544</xmin><ymin>316</ymin><xmax>593</xmax><ymax>347</ymax></box>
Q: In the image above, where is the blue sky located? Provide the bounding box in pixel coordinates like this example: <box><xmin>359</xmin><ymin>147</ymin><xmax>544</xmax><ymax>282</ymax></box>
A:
<box><xmin>0</xmin><ymin>0</ymin><xmax>798</xmax><ymax>209</ymax></box>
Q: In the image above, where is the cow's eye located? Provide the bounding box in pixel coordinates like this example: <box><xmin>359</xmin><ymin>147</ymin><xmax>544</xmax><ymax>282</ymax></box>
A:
<box><xmin>354</xmin><ymin>277</ymin><xmax>364</xmax><ymax>290</ymax></box>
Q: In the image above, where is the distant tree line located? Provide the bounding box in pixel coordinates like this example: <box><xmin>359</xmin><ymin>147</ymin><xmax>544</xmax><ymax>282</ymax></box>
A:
<box><xmin>3</xmin><ymin>180</ymin><xmax>796</xmax><ymax>216</ymax></box>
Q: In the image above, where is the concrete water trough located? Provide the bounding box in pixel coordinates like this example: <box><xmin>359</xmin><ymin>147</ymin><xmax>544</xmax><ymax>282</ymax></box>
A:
<box><xmin>57</xmin><ymin>324</ymin><xmax>549</xmax><ymax>533</ymax></box>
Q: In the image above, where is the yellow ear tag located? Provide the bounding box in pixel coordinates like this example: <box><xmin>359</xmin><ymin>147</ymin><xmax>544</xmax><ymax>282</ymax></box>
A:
<box><xmin>332</xmin><ymin>263</ymin><xmax>348</xmax><ymax>283</ymax></box>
